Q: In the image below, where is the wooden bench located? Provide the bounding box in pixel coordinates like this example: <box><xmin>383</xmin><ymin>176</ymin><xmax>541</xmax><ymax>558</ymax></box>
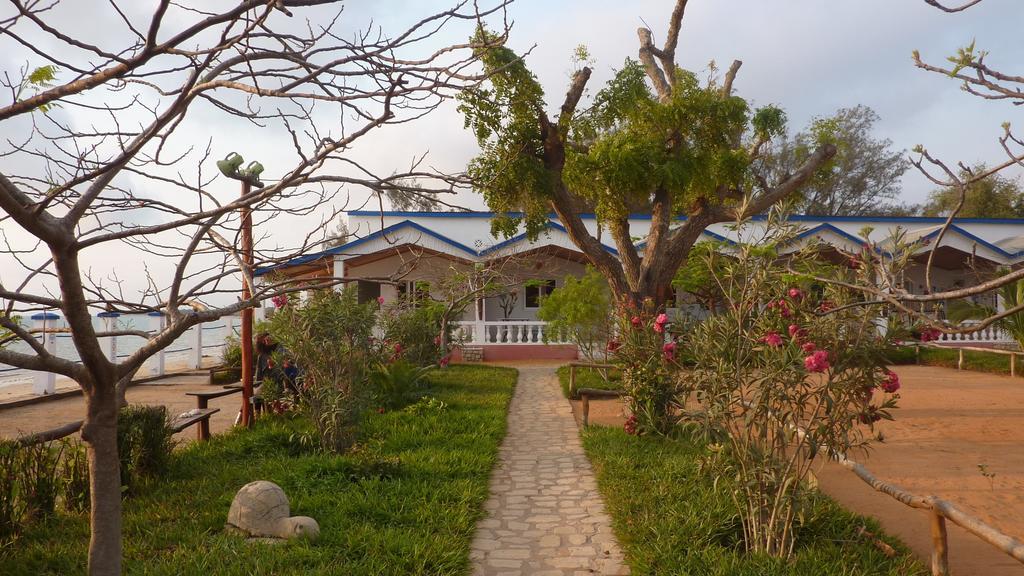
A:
<box><xmin>169</xmin><ymin>408</ymin><xmax>220</xmax><ymax>441</ymax></box>
<box><xmin>577</xmin><ymin>387</ymin><xmax>625</xmax><ymax>427</ymax></box>
<box><xmin>184</xmin><ymin>387</ymin><xmax>242</xmax><ymax>440</ymax></box>
<box><xmin>567</xmin><ymin>362</ymin><xmax>616</xmax><ymax>398</ymax></box>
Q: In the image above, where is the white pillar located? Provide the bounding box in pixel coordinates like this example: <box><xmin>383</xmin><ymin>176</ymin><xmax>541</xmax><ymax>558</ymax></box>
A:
<box><xmin>477</xmin><ymin>297</ymin><xmax>487</xmax><ymax>344</ymax></box>
<box><xmin>148</xmin><ymin>312</ymin><xmax>166</xmax><ymax>376</ymax></box>
<box><xmin>97</xmin><ymin>312</ymin><xmax>119</xmax><ymax>363</ymax></box>
<box><xmin>31</xmin><ymin>312</ymin><xmax>58</xmax><ymax>395</ymax></box>
<box><xmin>191</xmin><ymin>320</ymin><xmax>203</xmax><ymax>369</ymax></box>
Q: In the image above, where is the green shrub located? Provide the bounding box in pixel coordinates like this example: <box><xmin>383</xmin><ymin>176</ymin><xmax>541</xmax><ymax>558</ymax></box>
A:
<box><xmin>371</xmin><ymin>360</ymin><xmax>431</xmax><ymax>409</ymax></box>
<box><xmin>117</xmin><ymin>405</ymin><xmax>174</xmax><ymax>493</ymax></box>
<box><xmin>221</xmin><ymin>333</ymin><xmax>242</xmax><ymax>368</ymax></box>
<box><xmin>381</xmin><ymin>300</ymin><xmax>447</xmax><ymax>366</ymax></box>
<box><xmin>18</xmin><ymin>441</ymin><xmax>62</xmax><ymax>521</ymax></box>
<box><xmin>269</xmin><ymin>288</ymin><xmax>380</xmax><ymax>453</ymax></box>
<box><xmin>60</xmin><ymin>438</ymin><xmax>90</xmax><ymax>514</ymax></box>
<box><xmin>0</xmin><ymin>440</ymin><xmax>23</xmax><ymax>542</ymax></box>
<box><xmin>536</xmin><ymin>268</ymin><xmax>612</xmax><ymax>363</ymax></box>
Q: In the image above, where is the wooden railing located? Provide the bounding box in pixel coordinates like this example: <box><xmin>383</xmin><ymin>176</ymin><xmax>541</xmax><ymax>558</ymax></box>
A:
<box><xmin>566</xmin><ymin>361</ymin><xmax>615</xmax><ymax>398</ymax></box>
<box><xmin>836</xmin><ymin>452</ymin><xmax>1024</xmax><ymax>575</ymax></box>
<box><xmin>915</xmin><ymin>343</ymin><xmax>1023</xmax><ymax>376</ymax></box>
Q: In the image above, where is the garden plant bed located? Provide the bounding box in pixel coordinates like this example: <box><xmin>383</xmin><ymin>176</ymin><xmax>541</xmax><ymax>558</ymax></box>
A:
<box><xmin>1</xmin><ymin>365</ymin><xmax>516</xmax><ymax>575</ymax></box>
<box><xmin>582</xmin><ymin>426</ymin><xmax>926</xmax><ymax>575</ymax></box>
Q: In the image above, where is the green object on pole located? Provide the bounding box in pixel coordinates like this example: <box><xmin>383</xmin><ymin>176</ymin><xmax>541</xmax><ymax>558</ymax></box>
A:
<box><xmin>217</xmin><ymin>152</ymin><xmax>244</xmax><ymax>177</ymax></box>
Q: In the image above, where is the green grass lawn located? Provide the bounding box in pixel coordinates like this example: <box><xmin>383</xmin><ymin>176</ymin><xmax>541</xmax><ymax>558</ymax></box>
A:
<box><xmin>555</xmin><ymin>365</ymin><xmax>622</xmax><ymax>399</ymax></box>
<box><xmin>582</xmin><ymin>427</ymin><xmax>926</xmax><ymax>576</ymax></box>
<box><xmin>2</xmin><ymin>365</ymin><xmax>516</xmax><ymax>576</ymax></box>
<box><xmin>887</xmin><ymin>345</ymin><xmax>1016</xmax><ymax>375</ymax></box>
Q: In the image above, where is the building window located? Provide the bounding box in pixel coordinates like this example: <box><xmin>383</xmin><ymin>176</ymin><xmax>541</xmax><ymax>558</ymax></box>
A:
<box><xmin>356</xmin><ymin>280</ymin><xmax>381</xmax><ymax>305</ymax></box>
<box><xmin>398</xmin><ymin>280</ymin><xmax>431</xmax><ymax>303</ymax></box>
<box><xmin>524</xmin><ymin>279</ymin><xmax>555</xmax><ymax>308</ymax></box>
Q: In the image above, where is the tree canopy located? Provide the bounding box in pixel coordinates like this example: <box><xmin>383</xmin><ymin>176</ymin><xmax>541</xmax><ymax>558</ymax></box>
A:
<box><xmin>919</xmin><ymin>167</ymin><xmax>1024</xmax><ymax>218</ymax></box>
<box><xmin>458</xmin><ymin>2</ymin><xmax>836</xmax><ymax>304</ymax></box>
<box><xmin>759</xmin><ymin>105</ymin><xmax>910</xmax><ymax>216</ymax></box>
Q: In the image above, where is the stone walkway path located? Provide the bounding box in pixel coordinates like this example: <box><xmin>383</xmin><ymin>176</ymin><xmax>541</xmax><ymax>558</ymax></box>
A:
<box><xmin>469</xmin><ymin>365</ymin><xmax>629</xmax><ymax>575</ymax></box>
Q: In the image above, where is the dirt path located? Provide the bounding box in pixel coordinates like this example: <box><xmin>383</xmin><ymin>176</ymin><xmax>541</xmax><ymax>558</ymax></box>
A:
<box><xmin>570</xmin><ymin>364</ymin><xmax>1024</xmax><ymax>575</ymax></box>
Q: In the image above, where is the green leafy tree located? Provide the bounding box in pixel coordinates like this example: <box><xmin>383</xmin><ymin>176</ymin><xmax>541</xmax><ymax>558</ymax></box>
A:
<box><xmin>758</xmin><ymin>105</ymin><xmax>910</xmax><ymax>216</ymax></box>
<box><xmin>458</xmin><ymin>1</ymin><xmax>835</xmax><ymax>307</ymax></box>
<box><xmin>536</xmin><ymin>268</ymin><xmax>612</xmax><ymax>362</ymax></box>
<box><xmin>672</xmin><ymin>241</ymin><xmax>729</xmax><ymax>311</ymax></box>
<box><xmin>920</xmin><ymin>166</ymin><xmax>1024</xmax><ymax>218</ymax></box>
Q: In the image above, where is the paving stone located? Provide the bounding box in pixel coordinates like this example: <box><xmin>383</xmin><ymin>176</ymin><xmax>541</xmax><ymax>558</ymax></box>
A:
<box><xmin>469</xmin><ymin>365</ymin><xmax>630</xmax><ymax>575</ymax></box>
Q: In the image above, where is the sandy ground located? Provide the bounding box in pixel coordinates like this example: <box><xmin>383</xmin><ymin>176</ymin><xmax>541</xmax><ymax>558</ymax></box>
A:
<box><xmin>569</xmin><ymin>365</ymin><xmax>1024</xmax><ymax>575</ymax></box>
<box><xmin>0</xmin><ymin>367</ymin><xmax>242</xmax><ymax>445</ymax></box>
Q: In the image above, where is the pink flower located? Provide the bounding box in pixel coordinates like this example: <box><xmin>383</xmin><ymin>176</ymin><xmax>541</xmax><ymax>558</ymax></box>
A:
<box><xmin>439</xmin><ymin>354</ymin><xmax>451</xmax><ymax>368</ymax></box>
<box><xmin>606</xmin><ymin>340</ymin><xmax>621</xmax><ymax>353</ymax></box>
<box><xmin>788</xmin><ymin>287</ymin><xmax>803</xmax><ymax>300</ymax></box>
<box><xmin>918</xmin><ymin>327</ymin><xmax>941</xmax><ymax>342</ymax></box>
<box><xmin>630</xmin><ymin>316</ymin><xmax>642</xmax><ymax>327</ymax></box>
<box><xmin>434</xmin><ymin>335</ymin><xmax>442</xmax><ymax>346</ymax></box>
<box><xmin>880</xmin><ymin>370</ymin><xmax>900</xmax><ymax>393</ymax></box>
<box><xmin>653</xmin><ymin>322</ymin><xmax>664</xmax><ymax>334</ymax></box>
<box><xmin>377</xmin><ymin>296</ymin><xmax>385</xmax><ymax>305</ymax></box>
<box><xmin>271</xmin><ymin>294</ymin><xmax>289</xmax><ymax>308</ymax></box>
<box><xmin>817</xmin><ymin>300</ymin><xmax>835</xmax><ymax>313</ymax></box>
<box><xmin>624</xmin><ymin>414</ymin><xmax>638</xmax><ymax>435</ymax></box>
<box><xmin>394</xmin><ymin>343</ymin><xmax>403</xmax><ymax>354</ymax></box>
<box><xmin>804</xmin><ymin>350</ymin><xmax>830</xmax><ymax>373</ymax></box>
<box><xmin>777</xmin><ymin>299</ymin><xmax>792</xmax><ymax>318</ymax></box>
<box><xmin>662</xmin><ymin>341</ymin><xmax>677</xmax><ymax>361</ymax></box>
<box><xmin>761</xmin><ymin>331</ymin><xmax>784</xmax><ymax>347</ymax></box>
<box><xmin>655</xmin><ymin>313</ymin><xmax>668</xmax><ymax>325</ymax></box>
<box><xmin>801</xmin><ymin>342</ymin><xmax>816</xmax><ymax>353</ymax></box>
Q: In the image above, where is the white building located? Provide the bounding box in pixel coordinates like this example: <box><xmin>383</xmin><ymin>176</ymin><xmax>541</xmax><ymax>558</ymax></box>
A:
<box><xmin>260</xmin><ymin>210</ymin><xmax>1024</xmax><ymax>360</ymax></box>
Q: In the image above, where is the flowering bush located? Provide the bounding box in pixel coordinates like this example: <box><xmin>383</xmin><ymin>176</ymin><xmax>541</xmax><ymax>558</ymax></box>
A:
<box><xmin>684</xmin><ymin>216</ymin><xmax>900</xmax><ymax>558</ymax></box>
<box><xmin>608</xmin><ymin>301</ymin><xmax>685</xmax><ymax>435</ymax></box>
<box><xmin>379</xmin><ymin>300</ymin><xmax>449</xmax><ymax>367</ymax></box>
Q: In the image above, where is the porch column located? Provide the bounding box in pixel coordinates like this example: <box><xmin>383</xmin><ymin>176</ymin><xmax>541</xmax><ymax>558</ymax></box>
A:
<box><xmin>148</xmin><ymin>312</ymin><xmax>166</xmax><ymax>376</ymax></box>
<box><xmin>31</xmin><ymin>312</ymin><xmax>59</xmax><ymax>395</ymax></box>
<box><xmin>97</xmin><ymin>311</ymin><xmax>120</xmax><ymax>363</ymax></box>
<box><xmin>477</xmin><ymin>296</ymin><xmax>487</xmax><ymax>344</ymax></box>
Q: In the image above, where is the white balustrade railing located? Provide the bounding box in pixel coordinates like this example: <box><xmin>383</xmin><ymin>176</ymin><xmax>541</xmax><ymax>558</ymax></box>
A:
<box><xmin>453</xmin><ymin>321</ymin><xmax>572</xmax><ymax>345</ymax></box>
<box><xmin>938</xmin><ymin>320</ymin><xmax>1013</xmax><ymax>344</ymax></box>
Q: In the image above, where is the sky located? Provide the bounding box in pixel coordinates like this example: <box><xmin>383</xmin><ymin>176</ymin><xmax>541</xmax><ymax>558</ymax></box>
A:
<box><xmin>2</xmin><ymin>0</ymin><xmax>1024</xmax><ymax>307</ymax></box>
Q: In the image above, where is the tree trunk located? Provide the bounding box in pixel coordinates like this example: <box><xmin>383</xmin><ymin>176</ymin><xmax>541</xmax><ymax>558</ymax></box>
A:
<box><xmin>81</xmin><ymin>385</ymin><xmax>122</xmax><ymax>576</ymax></box>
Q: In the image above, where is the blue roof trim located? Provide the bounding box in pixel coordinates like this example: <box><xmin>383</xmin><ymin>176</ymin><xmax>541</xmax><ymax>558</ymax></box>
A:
<box><xmin>794</xmin><ymin>223</ymin><xmax>866</xmax><ymax>246</ymax></box>
<box><xmin>255</xmin><ymin>220</ymin><xmax>479</xmax><ymax>276</ymax></box>
<box><xmin>479</xmin><ymin>221</ymin><xmax>619</xmax><ymax>256</ymax></box>
<box><xmin>918</xmin><ymin>224</ymin><xmax>1024</xmax><ymax>259</ymax></box>
<box><xmin>347</xmin><ymin>210</ymin><xmax>1024</xmax><ymax>225</ymax></box>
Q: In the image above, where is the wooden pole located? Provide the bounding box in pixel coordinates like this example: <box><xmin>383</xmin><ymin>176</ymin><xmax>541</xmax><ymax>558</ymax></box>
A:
<box><xmin>958</xmin><ymin>348</ymin><xmax>964</xmax><ymax>371</ymax></box>
<box><xmin>1012</xmin><ymin>353</ymin><xmax>1016</xmax><ymax>378</ymax></box>
<box><xmin>240</xmin><ymin>180</ymin><xmax>254</xmax><ymax>428</ymax></box>
<box><xmin>930</xmin><ymin>510</ymin><xmax>950</xmax><ymax>576</ymax></box>
<box><xmin>569</xmin><ymin>364</ymin><xmax>576</xmax><ymax>398</ymax></box>
<box><xmin>582</xmin><ymin>394</ymin><xmax>590</xmax><ymax>427</ymax></box>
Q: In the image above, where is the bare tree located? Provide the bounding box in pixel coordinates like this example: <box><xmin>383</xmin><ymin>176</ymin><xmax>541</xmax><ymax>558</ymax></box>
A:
<box><xmin>0</xmin><ymin>1</ymin><xmax>510</xmax><ymax>573</ymax></box>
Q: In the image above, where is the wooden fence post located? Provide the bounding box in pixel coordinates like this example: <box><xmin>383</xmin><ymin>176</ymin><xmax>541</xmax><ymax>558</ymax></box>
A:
<box><xmin>931</xmin><ymin>510</ymin><xmax>950</xmax><ymax>576</ymax></box>
<box><xmin>569</xmin><ymin>364</ymin><xmax>577</xmax><ymax>398</ymax></box>
<box><xmin>958</xmin><ymin>348</ymin><xmax>964</xmax><ymax>371</ymax></box>
<box><xmin>916</xmin><ymin>345</ymin><xmax>921</xmax><ymax>365</ymax></box>
<box><xmin>1012</xmin><ymin>353</ymin><xmax>1016</xmax><ymax>378</ymax></box>
<box><xmin>582</xmin><ymin>394</ymin><xmax>590</xmax><ymax>427</ymax></box>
